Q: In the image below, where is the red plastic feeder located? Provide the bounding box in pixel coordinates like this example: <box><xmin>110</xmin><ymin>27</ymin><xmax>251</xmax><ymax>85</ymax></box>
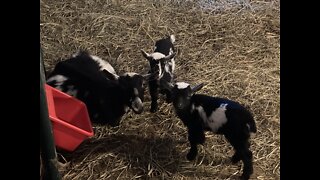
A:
<box><xmin>45</xmin><ymin>84</ymin><xmax>94</xmax><ymax>152</ymax></box>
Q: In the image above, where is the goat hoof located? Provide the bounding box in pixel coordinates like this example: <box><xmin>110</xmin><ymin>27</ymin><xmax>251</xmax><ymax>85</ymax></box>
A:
<box><xmin>150</xmin><ymin>108</ymin><xmax>157</xmax><ymax>113</ymax></box>
<box><xmin>150</xmin><ymin>103</ymin><xmax>158</xmax><ymax>113</ymax></box>
<box><xmin>240</xmin><ymin>174</ymin><xmax>250</xmax><ymax>180</ymax></box>
<box><xmin>186</xmin><ymin>152</ymin><xmax>196</xmax><ymax>161</ymax></box>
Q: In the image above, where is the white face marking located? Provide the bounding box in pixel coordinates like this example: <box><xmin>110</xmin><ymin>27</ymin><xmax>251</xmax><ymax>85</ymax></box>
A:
<box><xmin>157</xmin><ymin>62</ymin><xmax>163</xmax><ymax>79</ymax></box>
<box><xmin>47</xmin><ymin>75</ymin><xmax>68</xmax><ymax>86</ymax></box>
<box><xmin>124</xmin><ymin>72</ymin><xmax>138</xmax><ymax>77</ymax></box>
<box><xmin>176</xmin><ymin>82</ymin><xmax>190</xmax><ymax>89</ymax></box>
<box><xmin>195</xmin><ymin>104</ymin><xmax>228</xmax><ymax>133</ymax></box>
<box><xmin>169</xmin><ymin>48</ymin><xmax>175</xmax><ymax>72</ymax></box>
<box><xmin>90</xmin><ymin>55</ymin><xmax>119</xmax><ymax>79</ymax></box>
<box><xmin>164</xmin><ymin>64</ymin><xmax>170</xmax><ymax>72</ymax></box>
<box><xmin>170</xmin><ymin>35</ymin><xmax>175</xmax><ymax>43</ymax></box>
<box><xmin>150</xmin><ymin>52</ymin><xmax>166</xmax><ymax>60</ymax></box>
<box><xmin>132</xmin><ymin>97</ymin><xmax>142</xmax><ymax>112</ymax></box>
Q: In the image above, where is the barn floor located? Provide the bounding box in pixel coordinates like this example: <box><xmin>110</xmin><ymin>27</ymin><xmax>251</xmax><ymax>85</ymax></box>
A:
<box><xmin>40</xmin><ymin>0</ymin><xmax>280</xmax><ymax>179</ymax></box>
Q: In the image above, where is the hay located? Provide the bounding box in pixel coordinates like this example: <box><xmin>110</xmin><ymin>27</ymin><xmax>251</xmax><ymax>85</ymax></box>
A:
<box><xmin>40</xmin><ymin>0</ymin><xmax>279</xmax><ymax>179</ymax></box>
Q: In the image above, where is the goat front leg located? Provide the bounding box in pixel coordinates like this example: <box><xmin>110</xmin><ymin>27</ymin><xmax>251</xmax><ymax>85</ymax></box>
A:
<box><xmin>160</xmin><ymin>88</ymin><xmax>172</xmax><ymax>103</ymax></box>
<box><xmin>187</xmin><ymin>141</ymin><xmax>198</xmax><ymax>161</ymax></box>
<box><xmin>164</xmin><ymin>89</ymin><xmax>173</xmax><ymax>103</ymax></box>
<box><xmin>186</xmin><ymin>128</ymin><xmax>205</xmax><ymax>161</ymax></box>
<box><xmin>149</xmin><ymin>80</ymin><xmax>159</xmax><ymax>113</ymax></box>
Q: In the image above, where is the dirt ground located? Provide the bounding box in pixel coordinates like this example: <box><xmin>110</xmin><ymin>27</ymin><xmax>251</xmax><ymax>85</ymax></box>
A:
<box><xmin>40</xmin><ymin>0</ymin><xmax>280</xmax><ymax>179</ymax></box>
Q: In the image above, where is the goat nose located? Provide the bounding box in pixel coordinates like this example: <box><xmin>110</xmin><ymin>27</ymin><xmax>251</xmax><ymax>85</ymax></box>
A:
<box><xmin>177</xmin><ymin>103</ymin><xmax>183</xmax><ymax>109</ymax></box>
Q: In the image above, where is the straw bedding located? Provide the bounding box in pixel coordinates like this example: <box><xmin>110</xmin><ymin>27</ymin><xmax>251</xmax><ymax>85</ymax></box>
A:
<box><xmin>40</xmin><ymin>0</ymin><xmax>279</xmax><ymax>179</ymax></box>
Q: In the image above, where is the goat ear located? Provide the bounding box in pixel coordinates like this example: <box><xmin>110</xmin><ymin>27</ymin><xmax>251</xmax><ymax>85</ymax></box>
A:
<box><xmin>162</xmin><ymin>81</ymin><xmax>174</xmax><ymax>91</ymax></box>
<box><xmin>191</xmin><ymin>83</ymin><xmax>205</xmax><ymax>93</ymax></box>
<box><xmin>141</xmin><ymin>49</ymin><xmax>152</xmax><ymax>61</ymax></box>
<box><xmin>102</xmin><ymin>69</ymin><xmax>118</xmax><ymax>81</ymax></box>
<box><xmin>164</xmin><ymin>52</ymin><xmax>176</xmax><ymax>60</ymax></box>
<box><xmin>142</xmin><ymin>73</ymin><xmax>152</xmax><ymax>80</ymax></box>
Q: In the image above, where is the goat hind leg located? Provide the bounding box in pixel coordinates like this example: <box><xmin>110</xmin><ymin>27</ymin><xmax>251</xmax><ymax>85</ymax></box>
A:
<box><xmin>187</xmin><ymin>143</ymin><xmax>198</xmax><ymax>161</ymax></box>
<box><xmin>239</xmin><ymin>149</ymin><xmax>253</xmax><ymax>180</ymax></box>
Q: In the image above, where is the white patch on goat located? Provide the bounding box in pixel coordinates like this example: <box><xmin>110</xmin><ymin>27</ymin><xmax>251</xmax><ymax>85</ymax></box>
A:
<box><xmin>66</xmin><ymin>85</ymin><xmax>78</xmax><ymax>97</ymax></box>
<box><xmin>169</xmin><ymin>48</ymin><xmax>175</xmax><ymax>72</ymax></box>
<box><xmin>196</xmin><ymin>103</ymin><xmax>228</xmax><ymax>133</ymax></box>
<box><xmin>150</xmin><ymin>52</ymin><xmax>166</xmax><ymax>60</ymax></box>
<box><xmin>176</xmin><ymin>82</ymin><xmax>190</xmax><ymax>89</ymax></box>
<box><xmin>124</xmin><ymin>72</ymin><xmax>138</xmax><ymax>77</ymax></box>
<box><xmin>124</xmin><ymin>106</ymin><xmax>130</xmax><ymax>112</ymax></box>
<box><xmin>148</xmin><ymin>52</ymin><xmax>165</xmax><ymax>79</ymax></box>
<box><xmin>164</xmin><ymin>64</ymin><xmax>170</xmax><ymax>73</ymax></box>
<box><xmin>169</xmin><ymin>60</ymin><xmax>175</xmax><ymax>73</ymax></box>
<box><xmin>47</xmin><ymin>75</ymin><xmax>68</xmax><ymax>86</ymax></box>
<box><xmin>133</xmin><ymin>88</ymin><xmax>139</xmax><ymax>96</ymax></box>
<box><xmin>164</xmin><ymin>64</ymin><xmax>173</xmax><ymax>79</ymax></box>
<box><xmin>170</xmin><ymin>35</ymin><xmax>175</xmax><ymax>43</ymax></box>
<box><xmin>90</xmin><ymin>55</ymin><xmax>119</xmax><ymax>79</ymax></box>
<box><xmin>191</xmin><ymin>104</ymin><xmax>195</xmax><ymax>113</ymax></box>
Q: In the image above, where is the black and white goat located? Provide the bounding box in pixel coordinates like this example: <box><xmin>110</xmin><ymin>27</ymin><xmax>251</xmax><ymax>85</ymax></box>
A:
<box><xmin>141</xmin><ymin>35</ymin><xmax>176</xmax><ymax>112</ymax></box>
<box><xmin>164</xmin><ymin>82</ymin><xmax>257</xmax><ymax>180</ymax></box>
<box><xmin>46</xmin><ymin>51</ymin><xmax>150</xmax><ymax>126</ymax></box>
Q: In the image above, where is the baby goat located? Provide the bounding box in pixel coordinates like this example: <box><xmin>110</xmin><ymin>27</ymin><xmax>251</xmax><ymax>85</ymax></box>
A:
<box><xmin>164</xmin><ymin>82</ymin><xmax>257</xmax><ymax>180</ymax></box>
<box><xmin>141</xmin><ymin>35</ymin><xmax>176</xmax><ymax>112</ymax></box>
<box><xmin>47</xmin><ymin>51</ymin><xmax>149</xmax><ymax>126</ymax></box>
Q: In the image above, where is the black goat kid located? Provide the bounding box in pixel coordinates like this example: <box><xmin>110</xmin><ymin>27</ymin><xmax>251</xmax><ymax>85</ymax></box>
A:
<box><xmin>164</xmin><ymin>82</ymin><xmax>257</xmax><ymax>180</ymax></box>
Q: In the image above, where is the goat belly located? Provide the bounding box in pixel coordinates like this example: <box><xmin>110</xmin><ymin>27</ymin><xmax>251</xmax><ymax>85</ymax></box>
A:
<box><xmin>194</xmin><ymin>104</ymin><xmax>228</xmax><ymax>133</ymax></box>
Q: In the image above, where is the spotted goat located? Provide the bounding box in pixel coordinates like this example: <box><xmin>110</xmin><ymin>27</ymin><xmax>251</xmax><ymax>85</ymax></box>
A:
<box><xmin>141</xmin><ymin>35</ymin><xmax>177</xmax><ymax>112</ymax></box>
<box><xmin>164</xmin><ymin>82</ymin><xmax>257</xmax><ymax>180</ymax></box>
<box><xmin>46</xmin><ymin>51</ymin><xmax>150</xmax><ymax>126</ymax></box>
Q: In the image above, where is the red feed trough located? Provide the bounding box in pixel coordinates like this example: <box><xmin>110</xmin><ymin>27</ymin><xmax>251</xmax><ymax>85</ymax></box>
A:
<box><xmin>44</xmin><ymin>84</ymin><xmax>94</xmax><ymax>152</ymax></box>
